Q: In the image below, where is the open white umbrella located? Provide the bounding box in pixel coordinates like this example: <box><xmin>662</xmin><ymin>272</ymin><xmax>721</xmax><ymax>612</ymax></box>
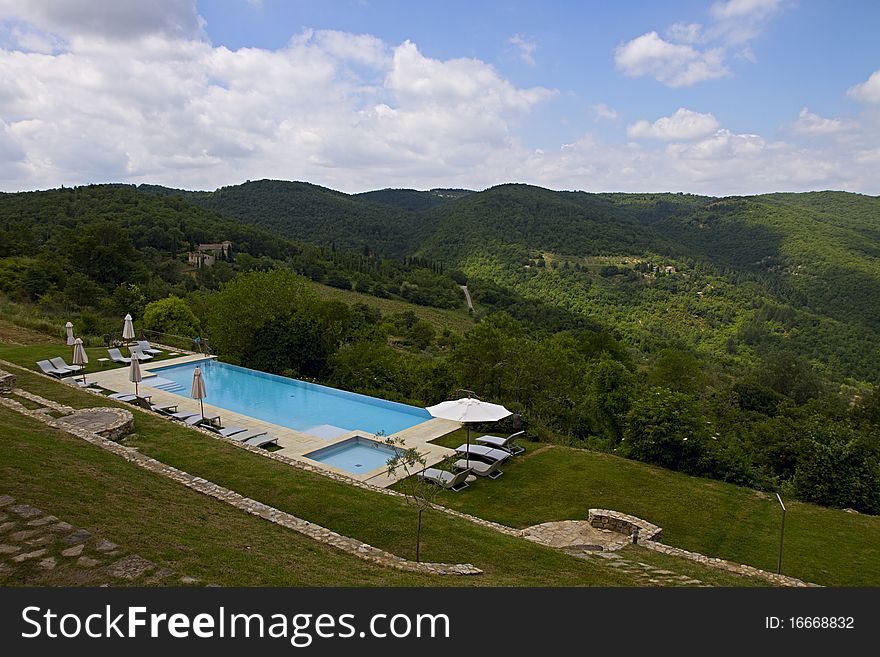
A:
<box><xmin>122</xmin><ymin>313</ymin><xmax>135</xmax><ymax>342</ymax></box>
<box><xmin>129</xmin><ymin>353</ymin><xmax>142</xmax><ymax>397</ymax></box>
<box><xmin>65</xmin><ymin>321</ymin><xmax>75</xmax><ymax>346</ymax></box>
<box><xmin>426</xmin><ymin>397</ymin><xmax>511</xmax><ymax>467</ymax></box>
<box><xmin>191</xmin><ymin>366</ymin><xmax>206</xmax><ymax>419</ymax></box>
<box><xmin>72</xmin><ymin>337</ymin><xmax>88</xmax><ymax>385</ymax></box>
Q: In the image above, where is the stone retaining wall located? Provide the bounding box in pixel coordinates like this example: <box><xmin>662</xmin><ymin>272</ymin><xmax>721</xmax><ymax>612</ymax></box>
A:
<box><xmin>588</xmin><ymin>508</ymin><xmax>816</xmax><ymax>587</ymax></box>
<box><xmin>589</xmin><ymin>509</ymin><xmax>663</xmax><ymax>542</ymax></box>
<box><xmin>0</xmin><ymin>394</ymin><xmax>481</xmax><ymax>577</ymax></box>
<box><xmin>0</xmin><ymin>369</ymin><xmax>15</xmax><ymax>393</ymax></box>
<box><xmin>641</xmin><ymin>540</ymin><xmax>816</xmax><ymax>587</ymax></box>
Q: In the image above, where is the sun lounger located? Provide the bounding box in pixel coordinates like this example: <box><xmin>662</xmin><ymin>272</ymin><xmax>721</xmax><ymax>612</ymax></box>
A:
<box><xmin>129</xmin><ymin>346</ymin><xmax>154</xmax><ymax>361</ymax></box>
<box><xmin>418</xmin><ymin>467</ymin><xmax>472</xmax><ymax>491</ymax></box>
<box><xmin>453</xmin><ymin>458</ymin><xmax>504</xmax><ymax>479</ymax></box>
<box><xmin>241</xmin><ymin>433</ymin><xmax>278</xmax><ymax>448</ymax></box>
<box><xmin>454</xmin><ymin>443</ymin><xmax>511</xmax><ymax>463</ymax></box>
<box><xmin>36</xmin><ymin>360</ymin><xmax>74</xmax><ymax>378</ymax></box>
<box><xmin>137</xmin><ymin>340</ymin><xmax>163</xmax><ymax>355</ymax></box>
<box><xmin>232</xmin><ymin>430</ymin><xmax>266</xmax><ymax>442</ymax></box>
<box><xmin>476</xmin><ymin>430</ymin><xmax>525</xmax><ymax>455</ymax></box>
<box><xmin>170</xmin><ymin>411</ymin><xmax>201</xmax><ymax>421</ymax></box>
<box><xmin>50</xmin><ymin>356</ymin><xmax>82</xmax><ymax>372</ymax></box>
<box><xmin>108</xmin><ymin>393</ymin><xmax>137</xmax><ymax>402</ymax></box>
<box><xmin>183</xmin><ymin>414</ymin><xmax>220</xmax><ymax>427</ymax></box>
<box><xmin>107</xmin><ymin>348</ymin><xmax>131</xmax><ymax>365</ymax></box>
<box><xmin>151</xmin><ymin>403</ymin><xmax>179</xmax><ymax>414</ymax></box>
<box><xmin>206</xmin><ymin>424</ymin><xmax>248</xmax><ymax>438</ymax></box>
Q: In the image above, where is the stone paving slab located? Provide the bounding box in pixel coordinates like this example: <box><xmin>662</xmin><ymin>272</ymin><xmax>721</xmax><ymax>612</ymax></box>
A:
<box><xmin>0</xmin><ymin>495</ymin><xmax>202</xmax><ymax>587</ymax></box>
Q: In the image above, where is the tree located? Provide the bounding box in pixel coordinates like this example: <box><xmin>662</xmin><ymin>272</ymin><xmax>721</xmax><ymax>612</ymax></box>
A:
<box><xmin>142</xmin><ymin>296</ymin><xmax>201</xmax><ymax>337</ymax></box>
<box><xmin>63</xmin><ymin>271</ymin><xmax>104</xmax><ymax>307</ymax></box>
<box><xmin>70</xmin><ymin>220</ymin><xmax>137</xmax><ymax>286</ymax></box>
<box><xmin>579</xmin><ymin>355</ymin><xmax>635</xmax><ymax>444</ymax></box>
<box><xmin>623</xmin><ymin>387</ymin><xmax>709</xmax><ymax>474</ymax></box>
<box><xmin>384</xmin><ymin>435</ymin><xmax>447</xmax><ymax>563</ymax></box>
<box><xmin>789</xmin><ymin>419</ymin><xmax>880</xmax><ymax>514</ymax></box>
<box><xmin>206</xmin><ymin>269</ymin><xmax>318</xmax><ymax>363</ymax></box>
<box><xmin>108</xmin><ymin>283</ymin><xmax>146</xmax><ymax>320</ymax></box>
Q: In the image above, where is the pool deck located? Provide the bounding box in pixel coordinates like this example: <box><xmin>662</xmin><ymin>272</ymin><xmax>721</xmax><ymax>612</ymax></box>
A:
<box><xmin>87</xmin><ymin>354</ymin><xmax>461</xmax><ymax>487</ymax></box>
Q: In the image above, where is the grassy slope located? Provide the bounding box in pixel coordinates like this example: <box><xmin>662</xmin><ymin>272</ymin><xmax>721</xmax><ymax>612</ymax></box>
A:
<box><xmin>424</xmin><ymin>429</ymin><xmax>880</xmax><ymax>587</ymax></box>
<box><xmin>2</xmin><ymin>359</ymin><xmax>665</xmax><ymax>587</ymax></box>
<box><xmin>306</xmin><ymin>280</ymin><xmax>474</xmax><ymax>333</ymax></box>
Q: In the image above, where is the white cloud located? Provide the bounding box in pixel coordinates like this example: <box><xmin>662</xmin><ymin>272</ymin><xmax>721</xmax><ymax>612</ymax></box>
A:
<box><xmin>0</xmin><ymin>0</ymin><xmax>204</xmax><ymax>41</ymax></box>
<box><xmin>508</xmin><ymin>34</ymin><xmax>537</xmax><ymax>67</ymax></box>
<box><xmin>615</xmin><ymin>32</ymin><xmax>728</xmax><ymax>87</ymax></box>
<box><xmin>666</xmin><ymin>22</ymin><xmax>703</xmax><ymax>44</ymax></box>
<box><xmin>848</xmin><ymin>70</ymin><xmax>880</xmax><ymax>104</ymax></box>
<box><xmin>592</xmin><ymin>103</ymin><xmax>620</xmax><ymax>121</ymax></box>
<box><xmin>790</xmin><ymin>107</ymin><xmax>854</xmax><ymax>136</ymax></box>
<box><xmin>0</xmin><ymin>5</ymin><xmax>876</xmax><ymax>196</ymax></box>
<box><xmin>617</xmin><ymin>0</ymin><xmax>784</xmax><ymax>87</ymax></box>
<box><xmin>628</xmin><ymin>108</ymin><xmax>720</xmax><ymax>140</ymax></box>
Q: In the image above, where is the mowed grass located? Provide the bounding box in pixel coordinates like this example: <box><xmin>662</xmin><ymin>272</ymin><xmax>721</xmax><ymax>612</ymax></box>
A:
<box><xmin>0</xmin><ymin>341</ymin><xmax>178</xmax><ymax>374</ymax></box>
<box><xmin>0</xmin><ymin>406</ymin><xmax>431</xmax><ymax>586</ymax></box>
<box><xmin>1</xmin><ymin>361</ymin><xmax>677</xmax><ymax>587</ymax></box>
<box><xmin>424</xmin><ymin>429</ymin><xmax>880</xmax><ymax>586</ymax></box>
<box><xmin>307</xmin><ymin>281</ymin><xmax>474</xmax><ymax>333</ymax></box>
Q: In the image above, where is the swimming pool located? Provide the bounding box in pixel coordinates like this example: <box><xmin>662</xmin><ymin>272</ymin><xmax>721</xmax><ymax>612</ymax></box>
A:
<box><xmin>148</xmin><ymin>359</ymin><xmax>432</xmax><ymax>437</ymax></box>
<box><xmin>304</xmin><ymin>436</ymin><xmax>406</xmax><ymax>475</ymax></box>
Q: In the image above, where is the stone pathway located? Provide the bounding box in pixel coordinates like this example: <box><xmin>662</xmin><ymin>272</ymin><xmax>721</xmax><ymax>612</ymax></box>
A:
<box><xmin>571</xmin><ymin>551</ymin><xmax>710</xmax><ymax>587</ymax></box>
<box><xmin>521</xmin><ymin>519</ymin><xmax>709</xmax><ymax>586</ymax></box>
<box><xmin>521</xmin><ymin>520</ymin><xmax>631</xmax><ymax>551</ymax></box>
<box><xmin>0</xmin><ymin>494</ymin><xmax>202</xmax><ymax>586</ymax></box>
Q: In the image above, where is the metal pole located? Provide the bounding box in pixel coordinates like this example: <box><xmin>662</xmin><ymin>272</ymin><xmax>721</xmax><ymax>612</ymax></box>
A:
<box><xmin>776</xmin><ymin>493</ymin><xmax>786</xmax><ymax>574</ymax></box>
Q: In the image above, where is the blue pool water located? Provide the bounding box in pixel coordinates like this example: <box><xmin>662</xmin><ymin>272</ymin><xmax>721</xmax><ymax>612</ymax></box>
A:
<box><xmin>304</xmin><ymin>437</ymin><xmax>405</xmax><ymax>474</ymax></box>
<box><xmin>148</xmin><ymin>359</ymin><xmax>432</xmax><ymax>437</ymax></box>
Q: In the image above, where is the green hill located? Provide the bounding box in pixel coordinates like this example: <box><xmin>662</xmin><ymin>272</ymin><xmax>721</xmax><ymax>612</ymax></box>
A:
<box><xmin>141</xmin><ymin>179</ymin><xmax>429</xmax><ymax>257</ymax></box>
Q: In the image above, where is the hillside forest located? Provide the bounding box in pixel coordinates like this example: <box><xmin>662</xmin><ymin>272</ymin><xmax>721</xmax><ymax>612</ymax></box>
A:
<box><xmin>2</xmin><ymin>181</ymin><xmax>879</xmax><ymax>514</ymax></box>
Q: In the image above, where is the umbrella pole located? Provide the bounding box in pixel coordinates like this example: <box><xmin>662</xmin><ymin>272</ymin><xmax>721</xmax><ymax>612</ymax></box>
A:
<box><xmin>200</xmin><ymin>398</ymin><xmax>204</xmax><ymax>420</ymax></box>
<box><xmin>135</xmin><ymin>381</ymin><xmax>138</xmax><ymax>397</ymax></box>
<box><xmin>466</xmin><ymin>425</ymin><xmax>470</xmax><ymax>468</ymax></box>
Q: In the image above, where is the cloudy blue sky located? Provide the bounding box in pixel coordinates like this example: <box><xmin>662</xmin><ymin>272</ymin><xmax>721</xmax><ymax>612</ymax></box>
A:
<box><xmin>1</xmin><ymin>0</ymin><xmax>878</xmax><ymax>195</ymax></box>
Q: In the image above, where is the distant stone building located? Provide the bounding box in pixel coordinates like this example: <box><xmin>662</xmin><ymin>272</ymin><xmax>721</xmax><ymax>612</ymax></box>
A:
<box><xmin>186</xmin><ymin>241</ymin><xmax>232</xmax><ymax>268</ymax></box>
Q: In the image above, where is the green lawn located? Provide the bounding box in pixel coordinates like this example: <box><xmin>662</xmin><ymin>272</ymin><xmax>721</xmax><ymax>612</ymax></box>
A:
<box><xmin>0</xmin><ymin>341</ymin><xmax>179</xmax><ymax>375</ymax></box>
<box><xmin>422</xmin><ymin>429</ymin><xmax>880</xmax><ymax>586</ymax></box>
<box><xmin>307</xmin><ymin>281</ymin><xmax>475</xmax><ymax>333</ymax></box>
<box><xmin>1</xmin><ymin>361</ymin><xmax>683</xmax><ymax>587</ymax></box>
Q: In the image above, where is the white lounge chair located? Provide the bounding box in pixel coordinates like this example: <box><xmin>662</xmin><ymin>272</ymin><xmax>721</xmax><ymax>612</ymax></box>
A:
<box><xmin>454</xmin><ymin>443</ymin><xmax>511</xmax><ymax>463</ymax></box>
<box><xmin>36</xmin><ymin>360</ymin><xmax>74</xmax><ymax>378</ymax></box>
<box><xmin>476</xmin><ymin>430</ymin><xmax>525</xmax><ymax>455</ymax></box>
<box><xmin>205</xmin><ymin>424</ymin><xmax>248</xmax><ymax>438</ymax></box>
<box><xmin>107</xmin><ymin>348</ymin><xmax>131</xmax><ymax>365</ymax></box>
<box><xmin>241</xmin><ymin>433</ymin><xmax>278</xmax><ymax>448</ymax></box>
<box><xmin>137</xmin><ymin>340</ymin><xmax>163</xmax><ymax>355</ymax></box>
<box><xmin>151</xmin><ymin>403</ymin><xmax>179</xmax><ymax>414</ymax></box>
<box><xmin>453</xmin><ymin>458</ymin><xmax>504</xmax><ymax>479</ymax></box>
<box><xmin>418</xmin><ymin>467</ymin><xmax>472</xmax><ymax>491</ymax></box>
<box><xmin>129</xmin><ymin>346</ymin><xmax>154</xmax><ymax>361</ymax></box>
<box><xmin>50</xmin><ymin>356</ymin><xmax>82</xmax><ymax>372</ymax></box>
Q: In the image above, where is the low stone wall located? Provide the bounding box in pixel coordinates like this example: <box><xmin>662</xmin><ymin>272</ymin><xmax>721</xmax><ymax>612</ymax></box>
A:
<box><xmin>641</xmin><ymin>540</ymin><xmax>816</xmax><ymax>587</ymax></box>
<box><xmin>0</xmin><ymin>394</ymin><xmax>481</xmax><ymax>577</ymax></box>
<box><xmin>56</xmin><ymin>407</ymin><xmax>134</xmax><ymax>442</ymax></box>
<box><xmin>0</xmin><ymin>369</ymin><xmax>15</xmax><ymax>393</ymax></box>
<box><xmin>588</xmin><ymin>508</ymin><xmax>816</xmax><ymax>587</ymax></box>
<box><xmin>589</xmin><ymin>509</ymin><xmax>663</xmax><ymax>542</ymax></box>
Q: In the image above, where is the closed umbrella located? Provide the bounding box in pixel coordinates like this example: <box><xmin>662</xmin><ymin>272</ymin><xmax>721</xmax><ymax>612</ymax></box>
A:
<box><xmin>426</xmin><ymin>397</ymin><xmax>511</xmax><ymax>467</ymax></box>
<box><xmin>122</xmin><ymin>313</ymin><xmax>135</xmax><ymax>342</ymax></box>
<box><xmin>65</xmin><ymin>321</ymin><xmax>75</xmax><ymax>346</ymax></box>
<box><xmin>129</xmin><ymin>353</ymin><xmax>142</xmax><ymax>397</ymax></box>
<box><xmin>191</xmin><ymin>366</ymin><xmax>206</xmax><ymax>420</ymax></box>
<box><xmin>72</xmin><ymin>337</ymin><xmax>88</xmax><ymax>385</ymax></box>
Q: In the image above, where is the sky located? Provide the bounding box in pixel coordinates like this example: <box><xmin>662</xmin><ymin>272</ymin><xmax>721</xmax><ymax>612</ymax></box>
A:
<box><xmin>0</xmin><ymin>0</ymin><xmax>879</xmax><ymax>196</ymax></box>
